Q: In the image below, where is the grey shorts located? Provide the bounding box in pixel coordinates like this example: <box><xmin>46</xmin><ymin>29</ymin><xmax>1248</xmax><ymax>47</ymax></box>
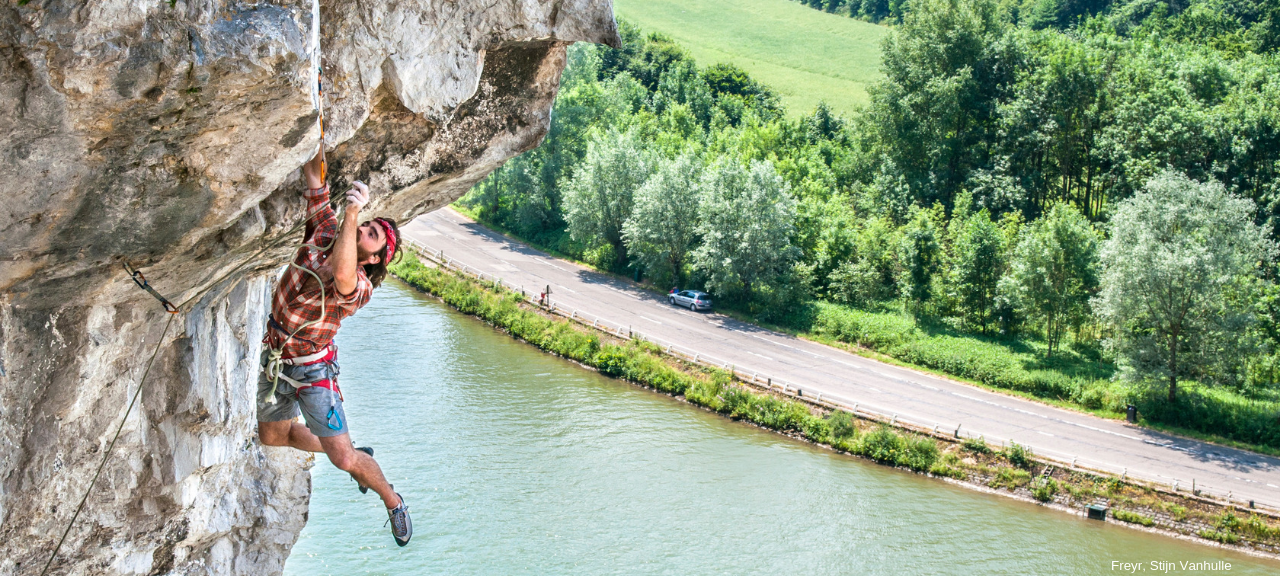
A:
<box><xmin>256</xmin><ymin>349</ymin><xmax>349</xmax><ymax>438</ymax></box>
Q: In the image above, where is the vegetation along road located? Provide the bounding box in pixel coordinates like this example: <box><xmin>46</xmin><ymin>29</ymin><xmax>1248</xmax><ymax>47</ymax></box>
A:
<box><xmin>404</xmin><ymin>208</ymin><xmax>1280</xmax><ymax>509</ymax></box>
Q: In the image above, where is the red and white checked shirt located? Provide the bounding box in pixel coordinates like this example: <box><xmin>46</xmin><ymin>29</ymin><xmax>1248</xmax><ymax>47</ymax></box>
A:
<box><xmin>267</xmin><ymin>185</ymin><xmax>373</xmax><ymax>358</ymax></box>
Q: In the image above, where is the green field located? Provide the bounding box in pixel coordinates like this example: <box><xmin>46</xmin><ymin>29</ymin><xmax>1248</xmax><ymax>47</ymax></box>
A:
<box><xmin>613</xmin><ymin>0</ymin><xmax>887</xmax><ymax>117</ymax></box>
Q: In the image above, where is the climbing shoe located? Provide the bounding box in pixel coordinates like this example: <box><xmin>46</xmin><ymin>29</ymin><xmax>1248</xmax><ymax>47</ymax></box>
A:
<box><xmin>386</xmin><ymin>492</ymin><xmax>412</xmax><ymax>547</ymax></box>
<box><xmin>354</xmin><ymin>446</ymin><xmax>373</xmax><ymax>494</ymax></box>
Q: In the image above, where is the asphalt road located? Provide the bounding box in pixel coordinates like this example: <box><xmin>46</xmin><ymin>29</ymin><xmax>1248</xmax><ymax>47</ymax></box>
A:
<box><xmin>403</xmin><ymin>208</ymin><xmax>1280</xmax><ymax>508</ymax></box>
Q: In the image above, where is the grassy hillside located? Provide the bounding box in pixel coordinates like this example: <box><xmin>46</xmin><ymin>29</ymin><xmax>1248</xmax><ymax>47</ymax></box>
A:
<box><xmin>613</xmin><ymin>0</ymin><xmax>887</xmax><ymax>117</ymax></box>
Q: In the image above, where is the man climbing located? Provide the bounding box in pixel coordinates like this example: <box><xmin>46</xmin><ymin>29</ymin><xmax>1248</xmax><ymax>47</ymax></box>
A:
<box><xmin>256</xmin><ymin>146</ymin><xmax>412</xmax><ymax>546</ymax></box>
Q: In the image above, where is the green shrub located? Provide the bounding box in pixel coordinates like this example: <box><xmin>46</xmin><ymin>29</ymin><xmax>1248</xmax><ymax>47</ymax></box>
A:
<box><xmin>961</xmin><ymin>436</ymin><xmax>991</xmax><ymax>454</ymax></box>
<box><xmin>686</xmin><ymin>378</ymin><xmax>725</xmax><ymax>410</ymax></box>
<box><xmin>901</xmin><ymin>437</ymin><xmax>939</xmax><ymax>472</ymax></box>
<box><xmin>720</xmin><ymin>387</ymin><xmax>754</xmax><ymax>419</ymax></box>
<box><xmin>1113</xmin><ymin>509</ymin><xmax>1154</xmax><ymax>526</ymax></box>
<box><xmin>828</xmin><ymin>410</ymin><xmax>859</xmax><ymax>443</ymax></box>
<box><xmin>801</xmin><ymin>415</ymin><xmax>833</xmax><ymax>444</ymax></box>
<box><xmin>1216</xmin><ymin>511</ymin><xmax>1242</xmax><ymax>533</ymax></box>
<box><xmin>988</xmin><ymin>467</ymin><xmax>1032</xmax><ymax>490</ymax></box>
<box><xmin>1031</xmin><ymin>478</ymin><xmax>1059</xmax><ymax>502</ymax></box>
<box><xmin>1162</xmin><ymin>503</ymin><xmax>1189</xmax><ymax>522</ymax></box>
<box><xmin>1198</xmin><ymin>529</ymin><xmax>1240</xmax><ymax>544</ymax></box>
<box><xmin>928</xmin><ymin>462</ymin><xmax>967</xmax><ymax>479</ymax></box>
<box><xmin>857</xmin><ymin>426</ymin><xmax>906</xmax><ymax>464</ymax></box>
<box><xmin>1241</xmin><ymin>514</ymin><xmax>1280</xmax><ymax>540</ymax></box>
<box><xmin>1004</xmin><ymin>442</ymin><xmax>1033</xmax><ymax>469</ymax></box>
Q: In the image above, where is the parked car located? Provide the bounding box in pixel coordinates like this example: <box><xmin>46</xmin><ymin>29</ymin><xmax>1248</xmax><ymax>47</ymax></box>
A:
<box><xmin>669</xmin><ymin>290</ymin><xmax>713</xmax><ymax>311</ymax></box>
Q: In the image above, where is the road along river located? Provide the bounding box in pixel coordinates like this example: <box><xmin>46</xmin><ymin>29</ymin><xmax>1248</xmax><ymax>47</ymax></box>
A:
<box><xmin>283</xmin><ymin>280</ymin><xmax>1280</xmax><ymax>574</ymax></box>
<box><xmin>398</xmin><ymin>208</ymin><xmax>1280</xmax><ymax>511</ymax></box>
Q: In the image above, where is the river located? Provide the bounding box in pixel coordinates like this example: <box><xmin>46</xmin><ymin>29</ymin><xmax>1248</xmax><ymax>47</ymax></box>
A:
<box><xmin>283</xmin><ymin>280</ymin><xmax>1279</xmax><ymax>575</ymax></box>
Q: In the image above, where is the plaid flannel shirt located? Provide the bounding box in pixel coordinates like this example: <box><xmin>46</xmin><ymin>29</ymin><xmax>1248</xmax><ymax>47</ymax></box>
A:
<box><xmin>267</xmin><ymin>184</ymin><xmax>373</xmax><ymax>358</ymax></box>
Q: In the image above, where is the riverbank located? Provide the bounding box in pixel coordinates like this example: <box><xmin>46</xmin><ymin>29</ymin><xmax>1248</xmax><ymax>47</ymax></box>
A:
<box><xmin>390</xmin><ymin>251</ymin><xmax>1280</xmax><ymax>560</ymax></box>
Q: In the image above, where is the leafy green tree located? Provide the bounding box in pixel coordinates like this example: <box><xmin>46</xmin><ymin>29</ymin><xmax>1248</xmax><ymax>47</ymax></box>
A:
<box><xmin>623</xmin><ymin>154</ymin><xmax>704</xmax><ymax>286</ymax></box>
<box><xmin>693</xmin><ymin>159</ymin><xmax>802</xmax><ymax>302</ymax></box>
<box><xmin>563</xmin><ymin>128</ymin><xmax>656</xmax><ymax>269</ymax></box>
<box><xmin>1095</xmin><ymin>171</ymin><xmax>1275</xmax><ymax>402</ymax></box>
<box><xmin>868</xmin><ymin>0</ymin><xmax>1012</xmax><ymax>211</ymax></box>
<box><xmin>951</xmin><ymin>208</ymin><xmax>1006</xmax><ymax>332</ymax></box>
<box><xmin>1004</xmin><ymin>202</ymin><xmax>1099</xmax><ymax>355</ymax></box>
<box><xmin>898</xmin><ymin>205</ymin><xmax>943</xmax><ymax>311</ymax></box>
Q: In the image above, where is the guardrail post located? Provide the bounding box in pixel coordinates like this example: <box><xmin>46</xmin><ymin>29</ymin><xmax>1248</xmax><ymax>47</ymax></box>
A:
<box><xmin>693</xmin><ymin>353</ymin><xmax>699</xmax><ymax>362</ymax></box>
<box><xmin>890</xmin><ymin>414</ymin><xmax>897</xmax><ymax>425</ymax></box>
<box><xmin>666</xmin><ymin>345</ymin><xmax>672</xmax><ymax>353</ymax></box>
<box><xmin>954</xmin><ymin>424</ymin><xmax>961</xmax><ymax>439</ymax></box>
<box><xmin>933</xmin><ymin>423</ymin><xmax>939</xmax><ymax>434</ymax></box>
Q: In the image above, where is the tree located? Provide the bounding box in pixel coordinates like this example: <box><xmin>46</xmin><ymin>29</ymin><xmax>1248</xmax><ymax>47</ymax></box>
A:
<box><xmin>1094</xmin><ymin>170</ymin><xmax>1275</xmax><ymax>402</ymax></box>
<box><xmin>898</xmin><ymin>205</ymin><xmax>943</xmax><ymax>311</ymax></box>
<box><xmin>951</xmin><ymin>208</ymin><xmax>1005</xmax><ymax>332</ymax></box>
<box><xmin>1004</xmin><ymin>202</ymin><xmax>1099</xmax><ymax>355</ymax></box>
<box><xmin>693</xmin><ymin>159</ymin><xmax>801</xmax><ymax>302</ymax></box>
<box><xmin>562</xmin><ymin>128</ymin><xmax>656</xmax><ymax>269</ymax></box>
<box><xmin>623</xmin><ymin>154</ymin><xmax>704</xmax><ymax>286</ymax></box>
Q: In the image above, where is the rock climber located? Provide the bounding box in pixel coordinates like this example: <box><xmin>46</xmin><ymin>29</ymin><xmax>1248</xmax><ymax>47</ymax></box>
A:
<box><xmin>256</xmin><ymin>146</ymin><xmax>412</xmax><ymax>546</ymax></box>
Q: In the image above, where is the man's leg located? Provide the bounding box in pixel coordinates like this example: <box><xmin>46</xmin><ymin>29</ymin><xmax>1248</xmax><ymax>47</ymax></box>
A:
<box><xmin>258</xmin><ymin>419</ymin><xmax>324</xmax><ymax>453</ymax></box>
<box><xmin>319</xmin><ymin>433</ymin><xmax>401</xmax><ymax>509</ymax></box>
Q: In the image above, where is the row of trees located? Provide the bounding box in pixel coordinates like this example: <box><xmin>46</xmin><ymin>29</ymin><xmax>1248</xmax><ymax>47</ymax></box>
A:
<box><xmin>463</xmin><ymin>1</ymin><xmax>1280</xmax><ymax>404</ymax></box>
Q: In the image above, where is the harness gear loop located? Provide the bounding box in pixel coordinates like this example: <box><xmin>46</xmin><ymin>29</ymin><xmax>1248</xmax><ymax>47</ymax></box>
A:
<box><xmin>124</xmin><ymin>262</ymin><xmax>180</xmax><ymax>314</ymax></box>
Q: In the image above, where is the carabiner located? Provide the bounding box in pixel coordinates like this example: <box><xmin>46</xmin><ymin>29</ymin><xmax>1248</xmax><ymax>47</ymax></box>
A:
<box><xmin>122</xmin><ymin>262</ymin><xmax>180</xmax><ymax>314</ymax></box>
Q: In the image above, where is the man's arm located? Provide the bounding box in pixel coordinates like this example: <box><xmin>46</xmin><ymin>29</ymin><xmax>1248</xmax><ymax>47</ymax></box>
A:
<box><xmin>331</xmin><ymin>181</ymin><xmax>369</xmax><ymax>297</ymax></box>
<box><xmin>303</xmin><ymin>147</ymin><xmax>325</xmax><ymax>190</ymax></box>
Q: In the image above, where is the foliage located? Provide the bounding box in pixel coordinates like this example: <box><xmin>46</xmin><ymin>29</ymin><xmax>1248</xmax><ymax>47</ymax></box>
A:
<box><xmin>1004</xmin><ymin>202</ymin><xmax>1100</xmax><ymax>355</ymax></box>
<box><xmin>1004</xmin><ymin>441</ymin><xmax>1034</xmax><ymax>468</ymax></box>
<box><xmin>1112</xmin><ymin>508</ymin><xmax>1155</xmax><ymax>526</ymax></box>
<box><xmin>1095</xmin><ymin>170</ymin><xmax>1276</xmax><ymax>402</ymax></box>
<box><xmin>623</xmin><ymin>153</ymin><xmax>705</xmax><ymax>286</ymax></box>
<box><xmin>897</xmin><ymin>205</ymin><xmax>943</xmax><ymax>311</ymax></box>
<box><xmin>1198</xmin><ymin>529</ymin><xmax>1240</xmax><ymax>544</ymax></box>
<box><xmin>950</xmin><ymin>208</ymin><xmax>1006</xmax><ymax>332</ymax></box>
<box><xmin>563</xmin><ymin>128</ymin><xmax>657</xmax><ymax>270</ymax></box>
<box><xmin>693</xmin><ymin>159</ymin><xmax>802</xmax><ymax>305</ymax></box>
<box><xmin>1031</xmin><ymin>477</ymin><xmax>1059</xmax><ymax>502</ymax></box>
<box><xmin>962</xmin><ymin>436</ymin><xmax>993</xmax><ymax>454</ymax></box>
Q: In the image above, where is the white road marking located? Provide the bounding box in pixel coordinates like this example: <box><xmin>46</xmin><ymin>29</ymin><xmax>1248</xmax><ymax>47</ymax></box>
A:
<box><xmin>637</xmin><ymin>315</ymin><xmax>662</xmax><ymax>325</ymax></box>
<box><xmin>1038</xmin><ymin>431</ymin><xmax>1055</xmax><ymax>437</ymax></box>
<box><xmin>747</xmin><ymin>351</ymin><xmax>775</xmax><ymax>361</ymax></box>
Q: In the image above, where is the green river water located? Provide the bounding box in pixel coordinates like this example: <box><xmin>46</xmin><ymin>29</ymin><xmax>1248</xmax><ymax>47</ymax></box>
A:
<box><xmin>283</xmin><ymin>280</ymin><xmax>1279</xmax><ymax>575</ymax></box>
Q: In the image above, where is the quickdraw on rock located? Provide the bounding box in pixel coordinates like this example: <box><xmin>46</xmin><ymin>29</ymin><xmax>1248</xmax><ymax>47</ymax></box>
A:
<box><xmin>124</xmin><ymin>262</ymin><xmax>179</xmax><ymax>313</ymax></box>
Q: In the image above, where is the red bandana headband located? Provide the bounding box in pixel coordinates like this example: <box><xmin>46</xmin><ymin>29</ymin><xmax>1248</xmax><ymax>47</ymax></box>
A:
<box><xmin>374</xmin><ymin>217</ymin><xmax>398</xmax><ymax>264</ymax></box>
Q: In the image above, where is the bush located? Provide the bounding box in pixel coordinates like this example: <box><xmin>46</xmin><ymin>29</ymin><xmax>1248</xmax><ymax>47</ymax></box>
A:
<box><xmin>1198</xmin><ymin>529</ymin><xmax>1240</xmax><ymax>545</ymax></box>
<box><xmin>1004</xmin><ymin>442</ymin><xmax>1033</xmax><ymax>469</ymax></box>
<box><xmin>828</xmin><ymin>410</ymin><xmax>859</xmax><ymax>443</ymax></box>
<box><xmin>1113</xmin><ymin>509</ymin><xmax>1155</xmax><ymax>526</ymax></box>
<box><xmin>961</xmin><ymin>436</ymin><xmax>991</xmax><ymax>454</ymax></box>
<box><xmin>902</xmin><ymin>437</ymin><xmax>939</xmax><ymax>472</ymax></box>
<box><xmin>1031</xmin><ymin>477</ymin><xmax>1059</xmax><ymax>502</ymax></box>
<box><xmin>1241</xmin><ymin>514</ymin><xmax>1280</xmax><ymax>540</ymax></box>
<box><xmin>857</xmin><ymin>426</ymin><xmax>906</xmax><ymax>464</ymax></box>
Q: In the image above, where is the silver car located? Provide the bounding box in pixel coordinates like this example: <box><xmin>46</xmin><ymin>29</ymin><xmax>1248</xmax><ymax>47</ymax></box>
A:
<box><xmin>669</xmin><ymin>290</ymin><xmax>713</xmax><ymax>311</ymax></box>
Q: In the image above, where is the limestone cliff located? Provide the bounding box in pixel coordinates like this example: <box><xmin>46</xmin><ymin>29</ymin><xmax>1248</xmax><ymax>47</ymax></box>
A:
<box><xmin>0</xmin><ymin>1</ymin><xmax>618</xmax><ymax>574</ymax></box>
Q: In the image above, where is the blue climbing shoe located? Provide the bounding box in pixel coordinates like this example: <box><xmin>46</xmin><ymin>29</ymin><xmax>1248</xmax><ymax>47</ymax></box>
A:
<box><xmin>386</xmin><ymin>492</ymin><xmax>412</xmax><ymax>547</ymax></box>
<box><xmin>354</xmin><ymin>446</ymin><xmax>373</xmax><ymax>494</ymax></box>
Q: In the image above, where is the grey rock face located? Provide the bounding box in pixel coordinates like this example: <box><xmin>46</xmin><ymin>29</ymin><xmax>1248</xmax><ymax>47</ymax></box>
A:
<box><xmin>0</xmin><ymin>1</ymin><xmax>617</xmax><ymax>574</ymax></box>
